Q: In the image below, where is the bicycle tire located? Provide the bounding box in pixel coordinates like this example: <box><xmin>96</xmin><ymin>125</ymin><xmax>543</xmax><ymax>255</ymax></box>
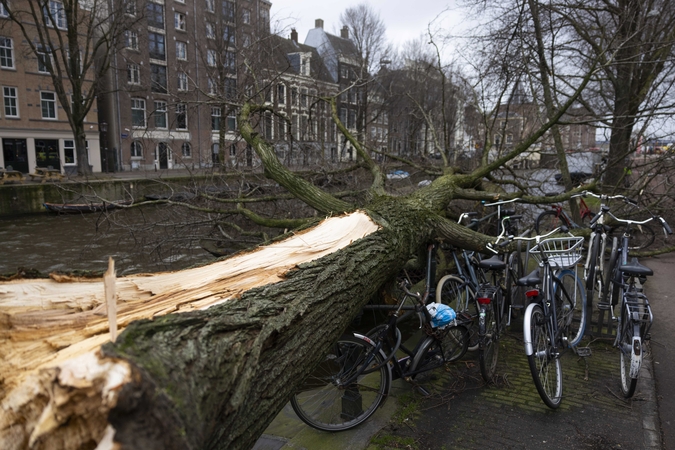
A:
<box><xmin>478</xmin><ymin>302</ymin><xmax>499</xmax><ymax>382</ymax></box>
<box><xmin>535</xmin><ymin>209</ymin><xmax>565</xmax><ymax>234</ymax></box>
<box><xmin>410</xmin><ymin>325</ymin><xmax>469</xmax><ymax>374</ymax></box>
<box><xmin>601</xmin><ymin>237</ymin><xmax>621</xmax><ymax>308</ymax></box>
<box><xmin>524</xmin><ymin>304</ymin><xmax>563</xmax><ymax>409</ymax></box>
<box><xmin>505</xmin><ymin>249</ymin><xmax>524</xmax><ymax>313</ymax></box>
<box><xmin>612</xmin><ymin>224</ymin><xmax>656</xmax><ymax>251</ymax></box>
<box><xmin>436</xmin><ymin>275</ymin><xmax>478</xmax><ymax>351</ymax></box>
<box><xmin>290</xmin><ymin>334</ymin><xmax>391</xmax><ymax>431</ymax></box>
<box><xmin>554</xmin><ymin>269</ymin><xmax>586</xmax><ymax>347</ymax></box>
<box><xmin>618</xmin><ymin>309</ymin><xmax>639</xmax><ymax>398</ymax></box>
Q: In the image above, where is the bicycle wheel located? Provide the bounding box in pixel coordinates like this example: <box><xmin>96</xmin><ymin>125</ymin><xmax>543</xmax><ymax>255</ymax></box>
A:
<box><xmin>291</xmin><ymin>334</ymin><xmax>391</xmax><ymax>431</ymax></box>
<box><xmin>505</xmin><ymin>249</ymin><xmax>524</xmax><ymax>313</ymax></box>
<box><xmin>618</xmin><ymin>309</ymin><xmax>639</xmax><ymax>398</ymax></box>
<box><xmin>585</xmin><ymin>234</ymin><xmax>604</xmax><ymax>308</ymax></box>
<box><xmin>613</xmin><ymin>224</ymin><xmax>655</xmax><ymax>250</ymax></box>
<box><xmin>535</xmin><ymin>210</ymin><xmax>564</xmax><ymax>234</ymax></box>
<box><xmin>478</xmin><ymin>301</ymin><xmax>499</xmax><ymax>382</ymax></box>
<box><xmin>554</xmin><ymin>269</ymin><xmax>586</xmax><ymax>347</ymax></box>
<box><xmin>524</xmin><ymin>304</ymin><xmax>563</xmax><ymax>409</ymax></box>
<box><xmin>436</xmin><ymin>275</ymin><xmax>478</xmax><ymax>351</ymax></box>
<box><xmin>601</xmin><ymin>237</ymin><xmax>621</xmax><ymax>308</ymax></box>
<box><xmin>440</xmin><ymin>324</ymin><xmax>469</xmax><ymax>362</ymax></box>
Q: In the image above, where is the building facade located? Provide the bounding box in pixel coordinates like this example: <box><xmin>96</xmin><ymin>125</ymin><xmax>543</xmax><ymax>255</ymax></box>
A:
<box><xmin>99</xmin><ymin>0</ymin><xmax>272</xmax><ymax>172</ymax></box>
<box><xmin>0</xmin><ymin>2</ymin><xmax>102</xmax><ymax>175</ymax></box>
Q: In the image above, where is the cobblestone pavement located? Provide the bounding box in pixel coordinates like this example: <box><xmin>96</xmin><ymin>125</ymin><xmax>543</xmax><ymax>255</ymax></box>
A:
<box><xmin>376</xmin><ymin>324</ymin><xmax>659</xmax><ymax>450</ymax></box>
<box><xmin>255</xmin><ymin>306</ymin><xmax>660</xmax><ymax>450</ymax></box>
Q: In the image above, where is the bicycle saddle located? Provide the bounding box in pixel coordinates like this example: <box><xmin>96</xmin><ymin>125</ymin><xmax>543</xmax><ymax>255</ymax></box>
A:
<box><xmin>478</xmin><ymin>255</ymin><xmax>506</xmax><ymax>270</ymax></box>
<box><xmin>619</xmin><ymin>258</ymin><xmax>653</xmax><ymax>277</ymax></box>
<box><xmin>517</xmin><ymin>269</ymin><xmax>541</xmax><ymax>287</ymax></box>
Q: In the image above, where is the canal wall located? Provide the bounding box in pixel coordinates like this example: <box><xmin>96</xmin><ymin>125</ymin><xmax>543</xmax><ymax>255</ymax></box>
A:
<box><xmin>0</xmin><ymin>173</ymin><xmax>214</xmax><ymax>216</ymax></box>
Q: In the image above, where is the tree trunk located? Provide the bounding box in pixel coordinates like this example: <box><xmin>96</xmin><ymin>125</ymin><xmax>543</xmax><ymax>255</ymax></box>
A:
<box><xmin>2</xmin><ymin>205</ymin><xmax>472</xmax><ymax>450</ymax></box>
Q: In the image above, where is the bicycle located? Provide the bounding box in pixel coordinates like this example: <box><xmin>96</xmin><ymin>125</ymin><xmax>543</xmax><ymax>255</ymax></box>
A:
<box><xmin>493</xmin><ymin>225</ymin><xmax>586</xmax><ymax>408</ymax></box>
<box><xmin>600</xmin><ymin>212</ymin><xmax>671</xmax><ymax>397</ymax></box>
<box><xmin>290</xmin><ymin>243</ymin><xmax>471</xmax><ymax>431</ymax></box>
<box><xmin>582</xmin><ymin>191</ymin><xmax>656</xmax><ymax>326</ymax></box>
<box><xmin>436</xmin><ymin>208</ymin><xmax>524</xmax><ymax>355</ymax></box>
<box><xmin>534</xmin><ymin>194</ymin><xmax>594</xmax><ymax>234</ymax></box>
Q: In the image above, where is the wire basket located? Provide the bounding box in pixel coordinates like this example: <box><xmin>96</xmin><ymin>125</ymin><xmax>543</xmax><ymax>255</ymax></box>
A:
<box><xmin>529</xmin><ymin>236</ymin><xmax>585</xmax><ymax>269</ymax></box>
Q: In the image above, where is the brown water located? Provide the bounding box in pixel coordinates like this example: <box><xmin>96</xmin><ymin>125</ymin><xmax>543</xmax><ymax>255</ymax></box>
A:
<box><xmin>0</xmin><ymin>207</ymin><xmax>216</xmax><ymax>276</ymax></box>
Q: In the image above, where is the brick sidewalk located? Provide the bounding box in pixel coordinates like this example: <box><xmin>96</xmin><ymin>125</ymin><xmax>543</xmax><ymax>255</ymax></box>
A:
<box><xmin>256</xmin><ymin>316</ymin><xmax>660</xmax><ymax>450</ymax></box>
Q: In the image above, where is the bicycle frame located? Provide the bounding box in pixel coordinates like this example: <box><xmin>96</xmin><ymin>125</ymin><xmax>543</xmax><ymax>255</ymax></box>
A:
<box><xmin>523</xmin><ymin>253</ymin><xmax>562</xmax><ymax>358</ymax></box>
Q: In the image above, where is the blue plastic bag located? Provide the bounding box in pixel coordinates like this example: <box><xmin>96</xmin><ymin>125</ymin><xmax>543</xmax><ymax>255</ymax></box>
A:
<box><xmin>426</xmin><ymin>303</ymin><xmax>456</xmax><ymax>328</ymax></box>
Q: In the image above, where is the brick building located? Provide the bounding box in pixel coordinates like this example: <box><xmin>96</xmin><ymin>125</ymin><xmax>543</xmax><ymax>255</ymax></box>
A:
<box><xmin>0</xmin><ymin>1</ymin><xmax>102</xmax><ymax>175</ymax></box>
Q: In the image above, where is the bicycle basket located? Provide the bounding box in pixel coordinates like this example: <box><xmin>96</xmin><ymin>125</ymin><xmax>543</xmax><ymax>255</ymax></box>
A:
<box><xmin>529</xmin><ymin>236</ymin><xmax>584</xmax><ymax>269</ymax></box>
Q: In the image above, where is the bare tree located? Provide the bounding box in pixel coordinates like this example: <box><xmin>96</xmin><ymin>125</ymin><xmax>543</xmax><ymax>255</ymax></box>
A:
<box><xmin>1</xmin><ymin>0</ymin><xmax>131</xmax><ymax>175</ymax></box>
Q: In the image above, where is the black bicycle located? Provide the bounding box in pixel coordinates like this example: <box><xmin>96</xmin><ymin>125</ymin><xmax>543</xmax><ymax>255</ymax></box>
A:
<box><xmin>290</xmin><ymin>243</ymin><xmax>471</xmax><ymax>431</ymax></box>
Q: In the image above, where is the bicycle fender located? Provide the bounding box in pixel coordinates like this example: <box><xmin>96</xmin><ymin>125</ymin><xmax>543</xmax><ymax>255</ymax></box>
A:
<box><xmin>523</xmin><ymin>303</ymin><xmax>539</xmax><ymax>356</ymax></box>
<box><xmin>353</xmin><ymin>332</ymin><xmax>394</xmax><ymax>390</ymax></box>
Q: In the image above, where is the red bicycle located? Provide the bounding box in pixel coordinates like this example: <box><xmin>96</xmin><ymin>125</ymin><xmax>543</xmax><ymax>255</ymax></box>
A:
<box><xmin>534</xmin><ymin>195</ymin><xmax>595</xmax><ymax>234</ymax></box>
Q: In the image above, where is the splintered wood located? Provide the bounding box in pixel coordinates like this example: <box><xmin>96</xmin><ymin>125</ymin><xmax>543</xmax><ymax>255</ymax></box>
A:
<box><xmin>0</xmin><ymin>211</ymin><xmax>379</xmax><ymax>394</ymax></box>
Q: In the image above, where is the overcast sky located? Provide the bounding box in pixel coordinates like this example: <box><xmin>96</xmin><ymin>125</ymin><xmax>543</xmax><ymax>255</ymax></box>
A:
<box><xmin>269</xmin><ymin>0</ymin><xmax>467</xmax><ymax>52</ymax></box>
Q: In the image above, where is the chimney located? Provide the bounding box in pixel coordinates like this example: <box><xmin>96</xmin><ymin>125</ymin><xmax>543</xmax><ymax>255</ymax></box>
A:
<box><xmin>290</xmin><ymin>28</ymin><xmax>298</xmax><ymax>43</ymax></box>
<box><xmin>341</xmin><ymin>25</ymin><xmax>349</xmax><ymax>39</ymax></box>
<box><xmin>315</xmin><ymin>18</ymin><xmax>324</xmax><ymax>29</ymax></box>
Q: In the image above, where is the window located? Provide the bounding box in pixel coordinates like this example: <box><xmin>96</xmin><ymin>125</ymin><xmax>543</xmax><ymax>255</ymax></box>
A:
<box><xmin>277</xmin><ymin>116</ymin><xmax>286</xmax><ymax>140</ymax></box>
<box><xmin>0</xmin><ymin>3</ymin><xmax>7</xmax><ymax>17</ymax></box>
<box><xmin>277</xmin><ymin>84</ymin><xmax>285</xmax><ymax>105</ymax></box>
<box><xmin>154</xmin><ymin>101</ymin><xmax>167</xmax><ymax>128</ymax></box>
<box><xmin>150</xmin><ymin>64</ymin><xmax>167</xmax><ymax>93</ymax></box>
<box><xmin>40</xmin><ymin>91</ymin><xmax>57</xmax><ymax>119</ymax></box>
<box><xmin>124</xmin><ymin>0</ymin><xmax>136</xmax><ymax>15</ymax></box>
<box><xmin>63</xmin><ymin>140</ymin><xmax>75</xmax><ymax>164</ymax></box>
<box><xmin>207</xmin><ymin>77</ymin><xmax>217</xmax><ymax>95</ymax></box>
<box><xmin>242</xmin><ymin>9</ymin><xmax>250</xmax><ymax>23</ymax></box>
<box><xmin>37</xmin><ymin>46</ymin><xmax>52</xmax><ymax>73</ymax></box>
<box><xmin>300</xmin><ymin>88</ymin><xmax>307</xmax><ymax>108</ymax></box>
<box><xmin>223</xmin><ymin>25</ymin><xmax>235</xmax><ymax>45</ymax></box>
<box><xmin>176</xmin><ymin>41</ymin><xmax>187</xmax><ymax>60</ymax></box>
<box><xmin>226</xmin><ymin>115</ymin><xmax>236</xmax><ymax>131</ymax></box>
<box><xmin>224</xmin><ymin>50</ymin><xmax>235</xmax><ymax>72</ymax></box>
<box><xmin>260</xmin><ymin>8</ymin><xmax>269</xmax><ymax>28</ymax></box>
<box><xmin>127</xmin><ymin>63</ymin><xmax>140</xmax><ymax>84</ymax></box>
<box><xmin>131</xmin><ymin>141</ymin><xmax>143</xmax><ymax>157</ymax></box>
<box><xmin>207</xmin><ymin>49</ymin><xmax>216</xmax><ymax>66</ymax></box>
<box><xmin>148</xmin><ymin>32</ymin><xmax>165</xmax><ymax>60</ymax></box>
<box><xmin>44</xmin><ymin>1</ymin><xmax>66</xmax><ymax>29</ymax></box>
<box><xmin>175</xmin><ymin>12</ymin><xmax>186</xmax><ymax>31</ymax></box>
<box><xmin>291</xmin><ymin>88</ymin><xmax>297</xmax><ymax>106</ymax></box>
<box><xmin>229</xmin><ymin>143</ymin><xmax>236</xmax><ymax>156</ymax></box>
<box><xmin>177</xmin><ymin>71</ymin><xmax>188</xmax><ymax>91</ymax></box>
<box><xmin>125</xmin><ymin>30</ymin><xmax>138</xmax><ymax>50</ymax></box>
<box><xmin>131</xmin><ymin>98</ymin><xmax>146</xmax><ymax>128</ymax></box>
<box><xmin>147</xmin><ymin>2</ymin><xmax>164</xmax><ymax>28</ymax></box>
<box><xmin>211</xmin><ymin>107</ymin><xmax>220</xmax><ymax>130</ymax></box>
<box><xmin>348</xmin><ymin>110</ymin><xmax>356</xmax><ymax>128</ymax></box>
<box><xmin>242</xmin><ymin>34</ymin><xmax>251</xmax><ymax>48</ymax></box>
<box><xmin>205</xmin><ymin>0</ymin><xmax>214</xmax><ymax>13</ymax></box>
<box><xmin>0</xmin><ymin>37</ymin><xmax>14</xmax><ymax>68</ymax></box>
<box><xmin>222</xmin><ymin>0</ymin><xmax>234</xmax><ymax>22</ymax></box>
<box><xmin>206</xmin><ymin>22</ymin><xmax>215</xmax><ymax>39</ymax></box>
<box><xmin>176</xmin><ymin>103</ymin><xmax>187</xmax><ymax>129</ymax></box>
<box><xmin>181</xmin><ymin>142</ymin><xmax>191</xmax><ymax>157</ymax></box>
<box><xmin>3</xmin><ymin>87</ymin><xmax>18</xmax><ymax>117</ymax></box>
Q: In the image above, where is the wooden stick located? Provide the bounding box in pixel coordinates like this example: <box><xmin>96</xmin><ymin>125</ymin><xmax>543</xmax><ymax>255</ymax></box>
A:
<box><xmin>103</xmin><ymin>257</ymin><xmax>117</xmax><ymax>342</ymax></box>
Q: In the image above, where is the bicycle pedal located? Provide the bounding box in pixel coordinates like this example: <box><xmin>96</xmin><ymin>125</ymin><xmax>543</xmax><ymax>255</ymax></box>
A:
<box><xmin>644</xmin><ymin>333</ymin><xmax>651</xmax><ymax>341</ymax></box>
<box><xmin>597</xmin><ymin>302</ymin><xmax>611</xmax><ymax>311</ymax></box>
<box><xmin>575</xmin><ymin>347</ymin><xmax>592</xmax><ymax>357</ymax></box>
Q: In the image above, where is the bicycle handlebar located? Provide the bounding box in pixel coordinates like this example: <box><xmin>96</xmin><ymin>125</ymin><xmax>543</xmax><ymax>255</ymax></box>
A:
<box><xmin>577</xmin><ymin>190</ymin><xmax>636</xmax><ymax>205</ymax></box>
<box><xmin>483</xmin><ymin>197</ymin><xmax>521</xmax><ymax>207</ymax></box>
<box><xmin>606</xmin><ymin>211</ymin><xmax>673</xmax><ymax>236</ymax></box>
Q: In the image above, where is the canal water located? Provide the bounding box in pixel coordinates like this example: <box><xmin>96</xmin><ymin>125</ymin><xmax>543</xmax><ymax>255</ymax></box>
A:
<box><xmin>0</xmin><ymin>207</ymin><xmax>216</xmax><ymax>276</ymax></box>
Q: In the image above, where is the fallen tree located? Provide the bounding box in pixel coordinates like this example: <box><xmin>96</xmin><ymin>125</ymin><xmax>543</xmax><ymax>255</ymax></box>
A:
<box><xmin>0</xmin><ymin>64</ymin><xmax>598</xmax><ymax>449</ymax></box>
